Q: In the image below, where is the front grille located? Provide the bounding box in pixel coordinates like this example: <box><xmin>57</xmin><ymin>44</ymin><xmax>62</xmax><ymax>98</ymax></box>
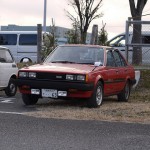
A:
<box><xmin>36</xmin><ymin>72</ymin><xmax>66</xmax><ymax>81</ymax></box>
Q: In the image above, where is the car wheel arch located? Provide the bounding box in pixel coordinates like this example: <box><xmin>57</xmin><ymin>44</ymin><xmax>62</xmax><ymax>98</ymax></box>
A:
<box><xmin>125</xmin><ymin>77</ymin><xmax>131</xmax><ymax>86</ymax></box>
<box><xmin>11</xmin><ymin>74</ymin><xmax>17</xmax><ymax>79</ymax></box>
<box><xmin>5</xmin><ymin>74</ymin><xmax>17</xmax><ymax>97</ymax></box>
<box><xmin>20</xmin><ymin>57</ymin><xmax>32</xmax><ymax>63</ymax></box>
<box><xmin>6</xmin><ymin>74</ymin><xmax>17</xmax><ymax>88</ymax></box>
<box><xmin>94</xmin><ymin>75</ymin><xmax>104</xmax><ymax>87</ymax></box>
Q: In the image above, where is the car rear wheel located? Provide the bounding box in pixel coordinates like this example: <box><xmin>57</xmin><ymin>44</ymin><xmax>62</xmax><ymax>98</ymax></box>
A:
<box><xmin>117</xmin><ymin>81</ymin><xmax>130</xmax><ymax>102</ymax></box>
<box><xmin>5</xmin><ymin>78</ymin><xmax>17</xmax><ymax>97</ymax></box>
<box><xmin>22</xmin><ymin>94</ymin><xmax>39</xmax><ymax>105</ymax></box>
<box><xmin>88</xmin><ymin>81</ymin><xmax>103</xmax><ymax>108</ymax></box>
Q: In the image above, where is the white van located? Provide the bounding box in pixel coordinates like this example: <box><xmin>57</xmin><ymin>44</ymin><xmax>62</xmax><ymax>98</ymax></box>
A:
<box><xmin>108</xmin><ymin>32</ymin><xmax>150</xmax><ymax>64</ymax></box>
<box><xmin>0</xmin><ymin>46</ymin><xmax>18</xmax><ymax>96</ymax></box>
<box><xmin>0</xmin><ymin>31</ymin><xmax>38</xmax><ymax>63</ymax></box>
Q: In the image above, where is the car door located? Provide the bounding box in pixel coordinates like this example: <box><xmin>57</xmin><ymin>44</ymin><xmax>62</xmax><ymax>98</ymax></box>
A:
<box><xmin>112</xmin><ymin>50</ymin><xmax>127</xmax><ymax>92</ymax></box>
<box><xmin>0</xmin><ymin>48</ymin><xmax>17</xmax><ymax>87</ymax></box>
<box><xmin>104</xmin><ymin>50</ymin><xmax>120</xmax><ymax>95</ymax></box>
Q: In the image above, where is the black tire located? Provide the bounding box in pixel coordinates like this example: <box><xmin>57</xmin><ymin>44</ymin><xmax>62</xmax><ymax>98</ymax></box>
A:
<box><xmin>88</xmin><ymin>81</ymin><xmax>103</xmax><ymax>108</ymax></box>
<box><xmin>5</xmin><ymin>78</ymin><xmax>17</xmax><ymax>97</ymax></box>
<box><xmin>117</xmin><ymin>81</ymin><xmax>130</xmax><ymax>102</ymax></box>
<box><xmin>22</xmin><ymin>94</ymin><xmax>39</xmax><ymax>105</ymax></box>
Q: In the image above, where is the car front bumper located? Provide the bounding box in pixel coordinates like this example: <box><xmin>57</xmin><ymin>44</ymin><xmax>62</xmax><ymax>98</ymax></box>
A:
<box><xmin>15</xmin><ymin>79</ymin><xmax>94</xmax><ymax>98</ymax></box>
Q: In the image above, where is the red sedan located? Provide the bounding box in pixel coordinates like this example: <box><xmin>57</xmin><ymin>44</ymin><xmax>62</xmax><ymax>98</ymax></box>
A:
<box><xmin>16</xmin><ymin>45</ymin><xmax>136</xmax><ymax>108</ymax></box>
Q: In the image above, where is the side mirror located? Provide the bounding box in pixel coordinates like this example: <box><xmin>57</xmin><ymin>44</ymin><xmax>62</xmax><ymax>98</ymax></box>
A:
<box><xmin>94</xmin><ymin>61</ymin><xmax>103</xmax><ymax>66</ymax></box>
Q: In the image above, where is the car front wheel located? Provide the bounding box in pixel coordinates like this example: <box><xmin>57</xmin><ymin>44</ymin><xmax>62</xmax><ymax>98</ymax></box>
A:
<box><xmin>22</xmin><ymin>94</ymin><xmax>39</xmax><ymax>105</ymax></box>
<box><xmin>88</xmin><ymin>81</ymin><xmax>103</xmax><ymax>108</ymax></box>
<box><xmin>117</xmin><ymin>81</ymin><xmax>130</xmax><ymax>102</ymax></box>
<box><xmin>5</xmin><ymin>78</ymin><xmax>17</xmax><ymax>97</ymax></box>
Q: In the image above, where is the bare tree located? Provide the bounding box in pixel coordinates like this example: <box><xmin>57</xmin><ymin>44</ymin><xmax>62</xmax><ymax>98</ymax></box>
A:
<box><xmin>67</xmin><ymin>0</ymin><xmax>103</xmax><ymax>44</ymax></box>
<box><xmin>129</xmin><ymin>0</ymin><xmax>148</xmax><ymax>65</ymax></box>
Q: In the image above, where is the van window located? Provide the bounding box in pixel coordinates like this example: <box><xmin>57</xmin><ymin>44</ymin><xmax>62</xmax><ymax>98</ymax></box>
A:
<box><xmin>19</xmin><ymin>34</ymin><xmax>37</xmax><ymax>45</ymax></box>
<box><xmin>0</xmin><ymin>34</ymin><xmax>17</xmax><ymax>45</ymax></box>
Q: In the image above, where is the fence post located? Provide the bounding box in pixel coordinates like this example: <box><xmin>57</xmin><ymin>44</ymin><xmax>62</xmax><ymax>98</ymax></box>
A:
<box><xmin>37</xmin><ymin>24</ymin><xmax>42</xmax><ymax>63</ymax></box>
<box><xmin>90</xmin><ymin>25</ymin><xmax>98</xmax><ymax>45</ymax></box>
<box><xmin>125</xmin><ymin>18</ymin><xmax>130</xmax><ymax>62</ymax></box>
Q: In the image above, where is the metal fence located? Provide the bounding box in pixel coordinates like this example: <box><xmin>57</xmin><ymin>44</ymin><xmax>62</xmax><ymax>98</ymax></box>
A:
<box><xmin>125</xmin><ymin>20</ymin><xmax>150</xmax><ymax>66</ymax></box>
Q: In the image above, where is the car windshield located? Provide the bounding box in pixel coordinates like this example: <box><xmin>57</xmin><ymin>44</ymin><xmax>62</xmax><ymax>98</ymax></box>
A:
<box><xmin>45</xmin><ymin>46</ymin><xmax>104</xmax><ymax>65</ymax></box>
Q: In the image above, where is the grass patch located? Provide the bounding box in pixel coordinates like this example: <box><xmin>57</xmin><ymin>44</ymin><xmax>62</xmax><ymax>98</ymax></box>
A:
<box><xmin>139</xmin><ymin>70</ymin><xmax>150</xmax><ymax>88</ymax></box>
<box><xmin>130</xmin><ymin>69</ymin><xmax>150</xmax><ymax>102</ymax></box>
<box><xmin>17</xmin><ymin>62</ymin><xmax>35</xmax><ymax>69</ymax></box>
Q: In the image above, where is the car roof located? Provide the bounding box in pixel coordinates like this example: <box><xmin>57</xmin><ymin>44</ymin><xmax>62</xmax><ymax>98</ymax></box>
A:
<box><xmin>0</xmin><ymin>46</ymin><xmax>9</xmax><ymax>50</ymax></box>
<box><xmin>0</xmin><ymin>31</ymin><xmax>37</xmax><ymax>34</ymax></box>
<box><xmin>59</xmin><ymin>44</ymin><xmax>111</xmax><ymax>49</ymax></box>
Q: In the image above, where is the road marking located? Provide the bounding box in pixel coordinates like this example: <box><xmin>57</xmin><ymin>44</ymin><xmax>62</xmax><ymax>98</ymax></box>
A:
<box><xmin>0</xmin><ymin>99</ymin><xmax>14</xmax><ymax>103</ymax></box>
<box><xmin>0</xmin><ymin>97</ymin><xmax>15</xmax><ymax>103</ymax></box>
<box><xmin>0</xmin><ymin>111</ymin><xmax>24</xmax><ymax>115</ymax></box>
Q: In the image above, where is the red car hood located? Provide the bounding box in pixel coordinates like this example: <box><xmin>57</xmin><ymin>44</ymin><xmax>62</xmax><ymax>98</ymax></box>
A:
<box><xmin>21</xmin><ymin>63</ymin><xmax>99</xmax><ymax>74</ymax></box>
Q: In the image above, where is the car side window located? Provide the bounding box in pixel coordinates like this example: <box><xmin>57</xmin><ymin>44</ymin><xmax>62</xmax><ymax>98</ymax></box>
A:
<box><xmin>0</xmin><ymin>49</ymin><xmax>13</xmax><ymax>63</ymax></box>
<box><xmin>106</xmin><ymin>51</ymin><xmax>116</xmax><ymax>67</ymax></box>
<box><xmin>112</xmin><ymin>51</ymin><xmax>126</xmax><ymax>67</ymax></box>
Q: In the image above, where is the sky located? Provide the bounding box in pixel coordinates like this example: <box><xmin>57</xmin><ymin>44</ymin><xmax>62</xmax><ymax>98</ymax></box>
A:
<box><xmin>0</xmin><ymin>0</ymin><xmax>150</xmax><ymax>39</ymax></box>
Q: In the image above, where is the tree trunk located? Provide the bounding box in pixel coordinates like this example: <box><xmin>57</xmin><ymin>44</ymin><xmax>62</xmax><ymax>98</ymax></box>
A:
<box><xmin>80</xmin><ymin>30</ymin><xmax>87</xmax><ymax>44</ymax></box>
<box><xmin>129</xmin><ymin>0</ymin><xmax>148</xmax><ymax>65</ymax></box>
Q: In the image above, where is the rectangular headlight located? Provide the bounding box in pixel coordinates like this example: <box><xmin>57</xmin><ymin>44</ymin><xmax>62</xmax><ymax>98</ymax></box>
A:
<box><xmin>77</xmin><ymin>75</ymin><xmax>85</xmax><ymax>81</ymax></box>
<box><xmin>66</xmin><ymin>75</ymin><xmax>74</xmax><ymax>80</ymax></box>
<box><xmin>29</xmin><ymin>72</ymin><xmax>36</xmax><ymax>78</ymax></box>
<box><xmin>19</xmin><ymin>72</ymin><xmax>28</xmax><ymax>77</ymax></box>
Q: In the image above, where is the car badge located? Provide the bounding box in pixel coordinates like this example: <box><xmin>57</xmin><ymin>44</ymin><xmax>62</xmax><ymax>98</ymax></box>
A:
<box><xmin>56</xmin><ymin>75</ymin><xmax>62</xmax><ymax>79</ymax></box>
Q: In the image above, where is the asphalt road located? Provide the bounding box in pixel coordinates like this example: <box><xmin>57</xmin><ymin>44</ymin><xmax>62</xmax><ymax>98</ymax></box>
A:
<box><xmin>0</xmin><ymin>92</ymin><xmax>150</xmax><ymax>150</ymax></box>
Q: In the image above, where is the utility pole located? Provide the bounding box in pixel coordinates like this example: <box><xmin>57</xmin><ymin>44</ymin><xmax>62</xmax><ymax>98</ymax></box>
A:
<box><xmin>90</xmin><ymin>25</ymin><xmax>98</xmax><ymax>45</ymax></box>
<box><xmin>43</xmin><ymin>0</ymin><xmax>47</xmax><ymax>33</ymax></box>
<box><xmin>37</xmin><ymin>24</ymin><xmax>42</xmax><ymax>63</ymax></box>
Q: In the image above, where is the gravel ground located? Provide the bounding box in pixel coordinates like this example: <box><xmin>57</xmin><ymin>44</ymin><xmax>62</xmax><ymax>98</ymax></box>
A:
<box><xmin>26</xmin><ymin>94</ymin><xmax>150</xmax><ymax>124</ymax></box>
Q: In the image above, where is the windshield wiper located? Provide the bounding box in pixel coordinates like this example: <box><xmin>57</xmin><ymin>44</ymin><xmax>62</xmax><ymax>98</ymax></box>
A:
<box><xmin>51</xmin><ymin>61</ymin><xmax>96</xmax><ymax>65</ymax></box>
<box><xmin>51</xmin><ymin>61</ymin><xmax>76</xmax><ymax>63</ymax></box>
<box><xmin>79</xmin><ymin>62</ymin><xmax>94</xmax><ymax>65</ymax></box>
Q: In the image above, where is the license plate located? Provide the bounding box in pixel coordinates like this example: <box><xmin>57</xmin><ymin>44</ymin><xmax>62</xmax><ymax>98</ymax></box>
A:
<box><xmin>42</xmin><ymin>89</ymin><xmax>58</xmax><ymax>98</ymax></box>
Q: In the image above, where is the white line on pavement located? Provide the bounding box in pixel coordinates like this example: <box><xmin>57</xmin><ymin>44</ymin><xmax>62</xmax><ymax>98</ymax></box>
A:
<box><xmin>0</xmin><ymin>111</ymin><xmax>24</xmax><ymax>115</ymax></box>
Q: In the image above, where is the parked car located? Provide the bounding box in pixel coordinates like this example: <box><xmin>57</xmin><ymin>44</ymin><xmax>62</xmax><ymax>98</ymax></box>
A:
<box><xmin>0</xmin><ymin>46</ymin><xmax>18</xmax><ymax>96</ymax></box>
<box><xmin>107</xmin><ymin>32</ymin><xmax>150</xmax><ymax>64</ymax></box>
<box><xmin>16</xmin><ymin>45</ymin><xmax>136</xmax><ymax>107</ymax></box>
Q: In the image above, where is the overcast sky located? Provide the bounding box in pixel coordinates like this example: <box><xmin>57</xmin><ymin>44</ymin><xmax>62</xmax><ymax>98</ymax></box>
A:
<box><xmin>0</xmin><ymin>0</ymin><xmax>150</xmax><ymax>39</ymax></box>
